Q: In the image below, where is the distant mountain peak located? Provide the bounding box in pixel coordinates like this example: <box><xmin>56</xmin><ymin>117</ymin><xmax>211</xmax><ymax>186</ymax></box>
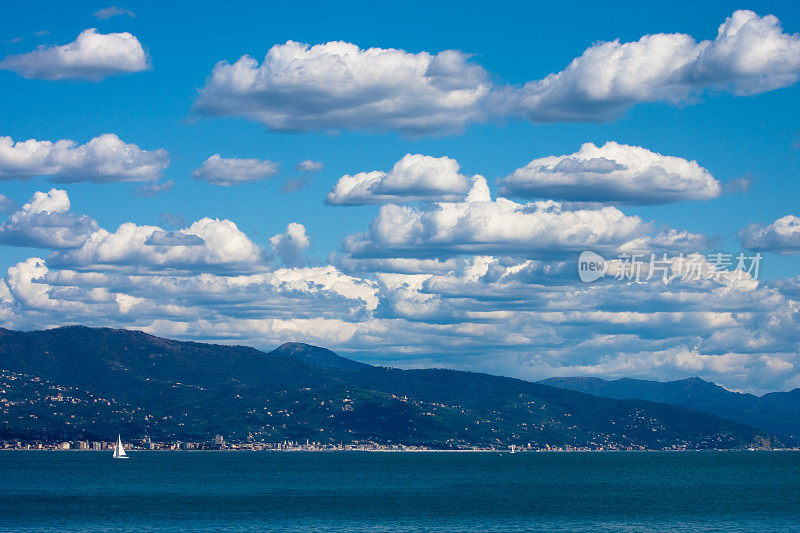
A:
<box><xmin>540</xmin><ymin>375</ymin><xmax>800</xmax><ymax>439</ymax></box>
<box><xmin>277</xmin><ymin>341</ymin><xmax>316</xmax><ymax>351</ymax></box>
<box><xmin>269</xmin><ymin>342</ymin><xmax>370</xmax><ymax>370</ymax></box>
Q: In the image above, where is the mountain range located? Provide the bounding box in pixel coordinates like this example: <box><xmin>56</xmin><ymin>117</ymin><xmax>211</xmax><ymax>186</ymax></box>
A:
<box><xmin>541</xmin><ymin>376</ymin><xmax>800</xmax><ymax>439</ymax></box>
<box><xmin>0</xmin><ymin>326</ymin><xmax>778</xmax><ymax>449</ymax></box>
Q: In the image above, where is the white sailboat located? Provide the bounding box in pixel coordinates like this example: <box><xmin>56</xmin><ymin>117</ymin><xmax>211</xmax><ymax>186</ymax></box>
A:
<box><xmin>113</xmin><ymin>435</ymin><xmax>129</xmax><ymax>459</ymax></box>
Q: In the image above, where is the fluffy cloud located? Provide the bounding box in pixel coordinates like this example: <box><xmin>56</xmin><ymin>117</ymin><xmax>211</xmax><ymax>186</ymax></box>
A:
<box><xmin>0</xmin><ymin>133</ymin><xmax>168</xmax><ymax>183</ymax></box>
<box><xmin>194</xmin><ymin>40</ymin><xmax>490</xmax><ymax>135</ymax></box>
<box><xmin>342</xmin><ymin>177</ymin><xmax>706</xmax><ymax>259</ymax></box>
<box><xmin>93</xmin><ymin>6</ymin><xmax>135</xmax><ymax>19</ymax></box>
<box><xmin>361</xmin><ymin>253</ymin><xmax>800</xmax><ymax>392</ymax></box>
<box><xmin>0</xmin><ymin>189</ymin><xmax>265</xmax><ymax>271</ymax></box>
<box><xmin>0</xmin><ymin>189</ymin><xmax>382</xmax><ymax>343</ymax></box>
<box><xmin>192</xmin><ymin>154</ymin><xmax>279</xmax><ymax>186</ymax></box>
<box><xmin>771</xmin><ymin>276</ymin><xmax>800</xmax><ymax>299</ymax></box>
<box><xmin>4</xmin><ymin>258</ymin><xmax>83</xmax><ymax>311</ymax></box>
<box><xmin>0</xmin><ymin>189</ymin><xmax>799</xmax><ymax>393</ymax></box>
<box><xmin>295</xmin><ymin>159</ymin><xmax>323</xmax><ymax>172</ymax></box>
<box><xmin>374</xmin><ymin>254</ymin><xmax>767</xmax><ymax>324</ymax></box>
<box><xmin>270</xmin><ymin>223</ymin><xmax>310</xmax><ymax>266</ymax></box>
<box><xmin>0</xmin><ymin>189</ymin><xmax>98</xmax><ymax>248</ymax></box>
<box><xmin>144</xmin><ymin>230</ymin><xmax>204</xmax><ymax>247</ymax></box>
<box><xmin>52</xmin><ymin>217</ymin><xmax>263</xmax><ymax>271</ymax></box>
<box><xmin>0</xmin><ymin>28</ymin><xmax>150</xmax><ymax>81</ymax></box>
<box><xmin>502</xmin><ymin>10</ymin><xmax>800</xmax><ymax>121</ymax></box>
<box><xmin>333</xmin><ymin>255</ymin><xmax>458</xmax><ymax>275</ymax></box>
<box><xmin>281</xmin><ymin>159</ymin><xmax>321</xmax><ymax>194</ymax></box>
<box><xmin>499</xmin><ymin>141</ymin><xmax>720</xmax><ymax>204</ymax></box>
<box><xmin>6</xmin><ymin>247</ymin><xmax>790</xmax><ymax>393</ymax></box>
<box><xmin>193</xmin><ymin>12</ymin><xmax>800</xmax><ymax>135</ymax></box>
<box><xmin>327</xmin><ymin>154</ymin><xmax>475</xmax><ymax>205</ymax></box>
<box><xmin>740</xmin><ymin>215</ymin><xmax>800</xmax><ymax>254</ymax></box>
<box><xmin>0</xmin><ymin>259</ymin><xmax>378</xmax><ymax>329</ymax></box>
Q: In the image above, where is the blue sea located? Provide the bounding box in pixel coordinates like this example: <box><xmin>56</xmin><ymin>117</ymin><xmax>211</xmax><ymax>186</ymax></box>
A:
<box><xmin>2</xmin><ymin>450</ymin><xmax>800</xmax><ymax>532</ymax></box>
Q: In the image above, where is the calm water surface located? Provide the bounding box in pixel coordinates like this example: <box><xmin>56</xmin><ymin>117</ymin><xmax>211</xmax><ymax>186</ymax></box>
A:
<box><xmin>2</xmin><ymin>450</ymin><xmax>800</xmax><ymax>532</ymax></box>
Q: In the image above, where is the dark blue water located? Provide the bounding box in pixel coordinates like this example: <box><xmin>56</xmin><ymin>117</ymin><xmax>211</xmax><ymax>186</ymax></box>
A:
<box><xmin>2</xmin><ymin>451</ymin><xmax>800</xmax><ymax>532</ymax></box>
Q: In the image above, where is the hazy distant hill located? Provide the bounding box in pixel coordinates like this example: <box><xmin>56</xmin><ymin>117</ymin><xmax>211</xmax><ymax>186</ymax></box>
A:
<box><xmin>270</xmin><ymin>341</ymin><xmax>370</xmax><ymax>370</ymax></box>
<box><xmin>0</xmin><ymin>326</ymin><xmax>774</xmax><ymax>449</ymax></box>
<box><xmin>541</xmin><ymin>376</ymin><xmax>800</xmax><ymax>439</ymax></box>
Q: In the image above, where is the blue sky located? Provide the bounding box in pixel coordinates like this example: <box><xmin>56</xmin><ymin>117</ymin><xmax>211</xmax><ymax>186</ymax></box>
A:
<box><xmin>0</xmin><ymin>1</ymin><xmax>799</xmax><ymax>392</ymax></box>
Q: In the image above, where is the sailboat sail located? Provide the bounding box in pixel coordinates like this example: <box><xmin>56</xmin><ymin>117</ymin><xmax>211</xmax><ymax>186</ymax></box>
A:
<box><xmin>113</xmin><ymin>435</ymin><xmax>129</xmax><ymax>459</ymax></box>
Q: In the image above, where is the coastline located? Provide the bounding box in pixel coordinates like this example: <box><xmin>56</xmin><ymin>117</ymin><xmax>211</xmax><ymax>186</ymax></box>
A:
<box><xmin>2</xmin><ymin>448</ymin><xmax>796</xmax><ymax>453</ymax></box>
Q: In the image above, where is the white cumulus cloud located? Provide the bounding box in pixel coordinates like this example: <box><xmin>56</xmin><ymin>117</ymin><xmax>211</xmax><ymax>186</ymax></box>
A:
<box><xmin>740</xmin><ymin>215</ymin><xmax>800</xmax><ymax>254</ymax></box>
<box><xmin>327</xmin><ymin>153</ymin><xmax>475</xmax><ymax>205</ymax></box>
<box><xmin>501</xmin><ymin>10</ymin><xmax>800</xmax><ymax>122</ymax></box>
<box><xmin>192</xmin><ymin>12</ymin><xmax>800</xmax><ymax>134</ymax></box>
<box><xmin>0</xmin><ymin>189</ymin><xmax>98</xmax><ymax>248</ymax></box>
<box><xmin>270</xmin><ymin>223</ymin><xmax>310</xmax><ymax>266</ymax></box>
<box><xmin>52</xmin><ymin>217</ymin><xmax>264</xmax><ymax>272</ymax></box>
<box><xmin>0</xmin><ymin>191</ymin><xmax>798</xmax><ymax>393</ymax></box>
<box><xmin>295</xmin><ymin>159</ymin><xmax>323</xmax><ymax>172</ymax></box>
<box><xmin>0</xmin><ymin>133</ymin><xmax>168</xmax><ymax>183</ymax></box>
<box><xmin>0</xmin><ymin>28</ymin><xmax>150</xmax><ymax>81</ymax></box>
<box><xmin>342</xmin><ymin>177</ymin><xmax>706</xmax><ymax>259</ymax></box>
<box><xmin>499</xmin><ymin>141</ymin><xmax>721</xmax><ymax>204</ymax></box>
<box><xmin>192</xmin><ymin>154</ymin><xmax>279</xmax><ymax>186</ymax></box>
<box><xmin>194</xmin><ymin>40</ymin><xmax>491</xmax><ymax>136</ymax></box>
